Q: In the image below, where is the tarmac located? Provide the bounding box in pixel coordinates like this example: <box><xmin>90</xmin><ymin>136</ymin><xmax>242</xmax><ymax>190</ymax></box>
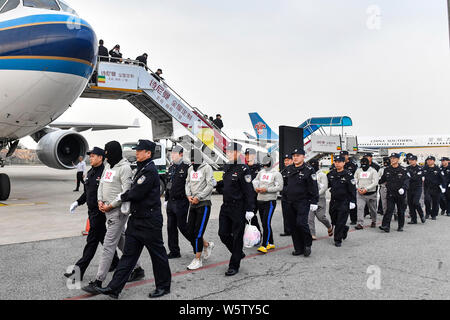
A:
<box><xmin>0</xmin><ymin>166</ymin><xmax>449</xmax><ymax>300</ymax></box>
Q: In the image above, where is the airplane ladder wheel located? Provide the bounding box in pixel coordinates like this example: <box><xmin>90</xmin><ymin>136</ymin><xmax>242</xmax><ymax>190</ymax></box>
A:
<box><xmin>0</xmin><ymin>173</ymin><xmax>11</xmax><ymax>201</ymax></box>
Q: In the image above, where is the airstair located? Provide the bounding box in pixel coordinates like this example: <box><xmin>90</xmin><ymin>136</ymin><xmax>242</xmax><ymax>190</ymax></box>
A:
<box><xmin>81</xmin><ymin>59</ymin><xmax>232</xmax><ymax>169</ymax></box>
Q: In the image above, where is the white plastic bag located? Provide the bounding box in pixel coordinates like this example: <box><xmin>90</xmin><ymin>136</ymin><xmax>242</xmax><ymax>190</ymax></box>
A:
<box><xmin>243</xmin><ymin>223</ymin><xmax>261</xmax><ymax>248</ymax></box>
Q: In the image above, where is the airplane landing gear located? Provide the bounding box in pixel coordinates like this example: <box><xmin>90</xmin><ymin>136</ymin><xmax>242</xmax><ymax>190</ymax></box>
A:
<box><xmin>0</xmin><ymin>173</ymin><xmax>10</xmax><ymax>201</ymax></box>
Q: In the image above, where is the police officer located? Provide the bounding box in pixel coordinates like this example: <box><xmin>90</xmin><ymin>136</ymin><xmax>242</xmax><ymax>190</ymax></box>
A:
<box><xmin>165</xmin><ymin>146</ymin><xmax>191</xmax><ymax>258</ymax></box>
<box><xmin>217</xmin><ymin>142</ymin><xmax>254</xmax><ymax>276</ymax></box>
<box><xmin>96</xmin><ymin>140</ymin><xmax>172</xmax><ymax>299</ymax></box>
<box><xmin>340</xmin><ymin>151</ymin><xmax>358</xmax><ymax>225</ymax></box>
<box><xmin>285</xmin><ymin>148</ymin><xmax>318</xmax><ymax>255</ymax></box>
<box><xmin>245</xmin><ymin>148</ymin><xmax>262</xmax><ymax>233</ymax></box>
<box><xmin>423</xmin><ymin>156</ymin><xmax>446</xmax><ymax>220</ymax></box>
<box><xmin>280</xmin><ymin>154</ymin><xmax>293</xmax><ymax>237</ymax></box>
<box><xmin>439</xmin><ymin>157</ymin><xmax>450</xmax><ymax>216</ymax></box>
<box><xmin>406</xmin><ymin>155</ymin><xmax>426</xmax><ymax>224</ymax></box>
<box><xmin>327</xmin><ymin>155</ymin><xmax>356</xmax><ymax>247</ymax></box>
<box><xmin>65</xmin><ymin>147</ymin><xmax>119</xmax><ymax>282</ymax></box>
<box><xmin>378</xmin><ymin>157</ymin><xmax>390</xmax><ymax>216</ymax></box>
<box><xmin>379</xmin><ymin>153</ymin><xmax>410</xmax><ymax>232</ymax></box>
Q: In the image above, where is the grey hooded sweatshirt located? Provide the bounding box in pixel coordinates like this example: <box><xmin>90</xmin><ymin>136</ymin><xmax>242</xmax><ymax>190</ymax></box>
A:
<box><xmin>252</xmin><ymin>167</ymin><xmax>284</xmax><ymax>201</ymax></box>
<box><xmin>97</xmin><ymin>158</ymin><xmax>133</xmax><ymax>209</ymax></box>
<box><xmin>185</xmin><ymin>163</ymin><xmax>214</xmax><ymax>208</ymax></box>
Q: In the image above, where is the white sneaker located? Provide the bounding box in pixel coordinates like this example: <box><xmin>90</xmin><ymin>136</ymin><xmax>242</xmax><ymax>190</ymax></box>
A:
<box><xmin>203</xmin><ymin>242</ymin><xmax>215</xmax><ymax>260</ymax></box>
<box><xmin>187</xmin><ymin>258</ymin><xmax>203</xmax><ymax>270</ymax></box>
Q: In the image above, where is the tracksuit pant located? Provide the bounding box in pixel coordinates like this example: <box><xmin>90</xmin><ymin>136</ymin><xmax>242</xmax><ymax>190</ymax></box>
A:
<box><xmin>357</xmin><ymin>192</ymin><xmax>378</xmax><ymax>225</ymax></box>
<box><xmin>286</xmin><ymin>200</ymin><xmax>312</xmax><ymax>252</ymax></box>
<box><xmin>281</xmin><ymin>199</ymin><xmax>291</xmax><ymax>235</ymax></box>
<box><xmin>107</xmin><ymin>215</ymin><xmax>171</xmax><ymax>294</ymax></box>
<box><xmin>256</xmin><ymin>200</ymin><xmax>276</xmax><ymax>247</ymax></box>
<box><xmin>308</xmin><ymin>196</ymin><xmax>331</xmax><ymax>236</ymax></box>
<box><xmin>329</xmin><ymin>199</ymin><xmax>350</xmax><ymax>245</ymax></box>
<box><xmin>382</xmin><ymin>193</ymin><xmax>406</xmax><ymax>230</ymax></box>
<box><xmin>187</xmin><ymin>205</ymin><xmax>211</xmax><ymax>254</ymax></box>
<box><xmin>218</xmin><ymin>201</ymin><xmax>246</xmax><ymax>271</ymax></box>
<box><xmin>407</xmin><ymin>187</ymin><xmax>424</xmax><ymax>223</ymax></box>
<box><xmin>424</xmin><ymin>189</ymin><xmax>440</xmax><ymax>218</ymax></box>
<box><xmin>96</xmin><ymin>208</ymin><xmax>140</xmax><ymax>282</ymax></box>
<box><xmin>379</xmin><ymin>185</ymin><xmax>387</xmax><ymax>215</ymax></box>
<box><xmin>166</xmin><ymin>198</ymin><xmax>190</xmax><ymax>255</ymax></box>
<box><xmin>75</xmin><ymin>211</ymin><xmax>119</xmax><ymax>280</ymax></box>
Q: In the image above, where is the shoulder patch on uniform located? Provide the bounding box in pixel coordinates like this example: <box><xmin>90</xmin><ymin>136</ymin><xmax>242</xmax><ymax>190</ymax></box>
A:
<box><xmin>351</xmin><ymin>179</ymin><xmax>356</xmax><ymax>185</ymax></box>
<box><xmin>407</xmin><ymin>172</ymin><xmax>411</xmax><ymax>177</ymax></box>
<box><xmin>245</xmin><ymin>175</ymin><xmax>252</xmax><ymax>183</ymax></box>
<box><xmin>311</xmin><ymin>173</ymin><xmax>317</xmax><ymax>181</ymax></box>
<box><xmin>137</xmin><ymin>176</ymin><xmax>146</xmax><ymax>185</ymax></box>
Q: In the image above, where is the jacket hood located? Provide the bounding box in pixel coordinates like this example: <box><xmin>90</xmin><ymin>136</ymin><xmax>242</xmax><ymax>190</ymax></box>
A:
<box><xmin>105</xmin><ymin>141</ymin><xmax>122</xmax><ymax>169</ymax></box>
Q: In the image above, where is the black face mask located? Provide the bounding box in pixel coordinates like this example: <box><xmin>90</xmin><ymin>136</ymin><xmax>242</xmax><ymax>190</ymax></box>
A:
<box><xmin>104</xmin><ymin>141</ymin><xmax>122</xmax><ymax>169</ymax></box>
<box><xmin>361</xmin><ymin>164</ymin><xmax>370</xmax><ymax>171</ymax></box>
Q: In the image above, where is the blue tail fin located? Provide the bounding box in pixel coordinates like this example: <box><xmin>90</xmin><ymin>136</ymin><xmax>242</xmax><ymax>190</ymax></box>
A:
<box><xmin>248</xmin><ymin>113</ymin><xmax>279</xmax><ymax>141</ymax></box>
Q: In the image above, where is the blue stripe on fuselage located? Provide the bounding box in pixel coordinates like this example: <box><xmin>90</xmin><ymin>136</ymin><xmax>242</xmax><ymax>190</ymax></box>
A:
<box><xmin>0</xmin><ymin>58</ymin><xmax>93</xmax><ymax>78</ymax></box>
<box><xmin>0</xmin><ymin>14</ymin><xmax>91</xmax><ymax>30</ymax></box>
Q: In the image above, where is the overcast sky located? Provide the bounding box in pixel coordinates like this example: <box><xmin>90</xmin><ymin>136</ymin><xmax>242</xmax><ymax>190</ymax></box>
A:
<box><xmin>22</xmin><ymin>0</ymin><xmax>450</xmax><ymax>149</ymax></box>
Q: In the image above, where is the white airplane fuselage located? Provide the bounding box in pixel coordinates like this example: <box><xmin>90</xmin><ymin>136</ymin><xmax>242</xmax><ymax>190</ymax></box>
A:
<box><xmin>0</xmin><ymin>2</ymin><xmax>97</xmax><ymax>142</ymax></box>
<box><xmin>358</xmin><ymin>135</ymin><xmax>450</xmax><ymax>150</ymax></box>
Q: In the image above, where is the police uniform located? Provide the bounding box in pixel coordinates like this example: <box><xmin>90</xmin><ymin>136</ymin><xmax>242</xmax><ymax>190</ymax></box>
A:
<box><xmin>285</xmin><ymin>149</ymin><xmax>319</xmax><ymax>255</ymax></box>
<box><xmin>327</xmin><ymin>156</ymin><xmax>356</xmax><ymax>246</ymax></box>
<box><xmin>423</xmin><ymin>156</ymin><xmax>445</xmax><ymax>220</ymax></box>
<box><xmin>439</xmin><ymin>157</ymin><xmax>450</xmax><ymax>216</ymax></box>
<box><xmin>67</xmin><ymin>147</ymin><xmax>119</xmax><ymax>281</ymax></box>
<box><xmin>218</xmin><ymin>143</ymin><xmax>254</xmax><ymax>275</ymax></box>
<box><xmin>379</xmin><ymin>153</ymin><xmax>410</xmax><ymax>232</ymax></box>
<box><xmin>246</xmin><ymin>148</ymin><xmax>262</xmax><ymax>232</ymax></box>
<box><xmin>98</xmin><ymin>140</ymin><xmax>171</xmax><ymax>299</ymax></box>
<box><xmin>165</xmin><ymin>146</ymin><xmax>191</xmax><ymax>257</ymax></box>
<box><xmin>280</xmin><ymin>154</ymin><xmax>292</xmax><ymax>236</ymax></box>
<box><xmin>406</xmin><ymin>156</ymin><xmax>425</xmax><ymax>224</ymax></box>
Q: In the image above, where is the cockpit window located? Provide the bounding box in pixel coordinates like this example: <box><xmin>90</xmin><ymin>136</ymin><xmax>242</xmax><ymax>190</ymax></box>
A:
<box><xmin>0</xmin><ymin>0</ymin><xmax>7</xmax><ymax>11</ymax></box>
<box><xmin>57</xmin><ymin>0</ymin><xmax>78</xmax><ymax>16</ymax></box>
<box><xmin>23</xmin><ymin>0</ymin><xmax>60</xmax><ymax>10</ymax></box>
<box><xmin>0</xmin><ymin>0</ymin><xmax>20</xmax><ymax>13</ymax></box>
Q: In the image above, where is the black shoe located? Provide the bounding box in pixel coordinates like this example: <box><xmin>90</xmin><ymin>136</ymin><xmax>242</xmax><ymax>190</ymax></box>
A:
<box><xmin>280</xmin><ymin>233</ymin><xmax>291</xmax><ymax>237</ymax></box>
<box><xmin>82</xmin><ymin>280</ymin><xmax>102</xmax><ymax>295</ymax></box>
<box><xmin>304</xmin><ymin>247</ymin><xmax>312</xmax><ymax>257</ymax></box>
<box><xmin>96</xmin><ymin>286</ymin><xmax>119</xmax><ymax>299</ymax></box>
<box><xmin>73</xmin><ymin>190</ymin><xmax>79</xmax><ymax>192</ymax></box>
<box><xmin>432</xmin><ymin>217</ymin><xmax>437</xmax><ymax>220</ymax></box>
<box><xmin>149</xmin><ymin>288</ymin><xmax>170</xmax><ymax>298</ymax></box>
<box><xmin>379</xmin><ymin>226</ymin><xmax>390</xmax><ymax>233</ymax></box>
<box><xmin>355</xmin><ymin>224</ymin><xmax>364</xmax><ymax>230</ymax></box>
<box><xmin>241</xmin><ymin>252</ymin><xmax>246</xmax><ymax>259</ymax></box>
<box><xmin>397</xmin><ymin>228</ymin><xmax>403</xmax><ymax>232</ymax></box>
<box><xmin>343</xmin><ymin>226</ymin><xmax>349</xmax><ymax>240</ymax></box>
<box><xmin>447</xmin><ymin>213</ymin><xmax>450</xmax><ymax>217</ymax></box>
<box><xmin>441</xmin><ymin>210</ymin><xmax>446</xmax><ymax>216</ymax></box>
<box><xmin>225</xmin><ymin>268</ymin><xmax>239</xmax><ymax>276</ymax></box>
<box><xmin>350</xmin><ymin>221</ymin><xmax>357</xmax><ymax>225</ymax></box>
<box><xmin>292</xmin><ymin>251</ymin><xmax>303</xmax><ymax>256</ymax></box>
<box><xmin>371</xmin><ymin>222</ymin><xmax>376</xmax><ymax>228</ymax></box>
<box><xmin>127</xmin><ymin>267</ymin><xmax>145</xmax><ymax>282</ymax></box>
<box><xmin>335</xmin><ymin>242</ymin><xmax>342</xmax><ymax>247</ymax></box>
<box><xmin>425</xmin><ymin>215</ymin><xmax>430</xmax><ymax>219</ymax></box>
<box><xmin>407</xmin><ymin>221</ymin><xmax>417</xmax><ymax>225</ymax></box>
<box><xmin>167</xmin><ymin>252</ymin><xmax>181</xmax><ymax>259</ymax></box>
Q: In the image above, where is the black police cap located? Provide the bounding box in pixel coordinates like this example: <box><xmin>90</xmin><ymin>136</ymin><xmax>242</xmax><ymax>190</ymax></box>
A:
<box><xmin>245</xmin><ymin>148</ymin><xmax>256</xmax><ymax>155</ymax></box>
<box><xmin>291</xmin><ymin>148</ymin><xmax>305</xmax><ymax>156</ymax></box>
<box><xmin>340</xmin><ymin>151</ymin><xmax>349</xmax><ymax>156</ymax></box>
<box><xmin>440</xmin><ymin>157</ymin><xmax>449</xmax><ymax>161</ymax></box>
<box><xmin>389</xmin><ymin>153</ymin><xmax>400</xmax><ymax>159</ymax></box>
<box><xmin>87</xmin><ymin>147</ymin><xmax>105</xmax><ymax>157</ymax></box>
<box><xmin>364</xmin><ymin>153</ymin><xmax>373</xmax><ymax>157</ymax></box>
<box><xmin>426</xmin><ymin>156</ymin><xmax>436</xmax><ymax>161</ymax></box>
<box><xmin>334</xmin><ymin>156</ymin><xmax>346</xmax><ymax>162</ymax></box>
<box><xmin>133</xmin><ymin>139</ymin><xmax>156</xmax><ymax>152</ymax></box>
<box><xmin>283</xmin><ymin>154</ymin><xmax>292</xmax><ymax>160</ymax></box>
<box><xmin>409</xmin><ymin>155</ymin><xmax>418</xmax><ymax>161</ymax></box>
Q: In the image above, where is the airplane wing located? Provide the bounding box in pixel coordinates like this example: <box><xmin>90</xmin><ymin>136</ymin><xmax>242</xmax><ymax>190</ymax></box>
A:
<box><xmin>49</xmin><ymin>118</ymin><xmax>140</xmax><ymax>133</ymax></box>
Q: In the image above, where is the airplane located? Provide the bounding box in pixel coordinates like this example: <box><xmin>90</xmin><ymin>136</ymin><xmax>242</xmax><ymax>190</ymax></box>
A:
<box><xmin>0</xmin><ymin>0</ymin><xmax>102</xmax><ymax>200</ymax></box>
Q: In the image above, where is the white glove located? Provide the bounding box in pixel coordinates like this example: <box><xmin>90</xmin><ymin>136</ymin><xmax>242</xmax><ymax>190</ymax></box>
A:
<box><xmin>69</xmin><ymin>201</ymin><xmax>78</xmax><ymax>214</ymax></box>
<box><xmin>310</xmin><ymin>204</ymin><xmax>318</xmax><ymax>212</ymax></box>
<box><xmin>398</xmin><ymin>188</ymin><xmax>405</xmax><ymax>195</ymax></box>
<box><xmin>164</xmin><ymin>201</ymin><xmax>168</xmax><ymax>209</ymax></box>
<box><xmin>349</xmin><ymin>202</ymin><xmax>356</xmax><ymax>210</ymax></box>
<box><xmin>245</xmin><ymin>211</ymin><xmax>255</xmax><ymax>221</ymax></box>
<box><xmin>441</xmin><ymin>186</ymin><xmax>446</xmax><ymax>194</ymax></box>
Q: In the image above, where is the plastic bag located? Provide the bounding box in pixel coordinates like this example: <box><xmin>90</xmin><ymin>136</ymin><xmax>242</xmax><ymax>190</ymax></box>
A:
<box><xmin>243</xmin><ymin>223</ymin><xmax>261</xmax><ymax>248</ymax></box>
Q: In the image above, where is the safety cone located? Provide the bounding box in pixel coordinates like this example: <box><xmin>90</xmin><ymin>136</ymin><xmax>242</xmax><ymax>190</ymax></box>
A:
<box><xmin>82</xmin><ymin>218</ymin><xmax>90</xmax><ymax>236</ymax></box>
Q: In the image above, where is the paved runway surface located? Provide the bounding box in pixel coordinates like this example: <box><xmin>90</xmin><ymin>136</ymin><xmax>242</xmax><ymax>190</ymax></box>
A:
<box><xmin>0</xmin><ymin>166</ymin><xmax>449</xmax><ymax>300</ymax></box>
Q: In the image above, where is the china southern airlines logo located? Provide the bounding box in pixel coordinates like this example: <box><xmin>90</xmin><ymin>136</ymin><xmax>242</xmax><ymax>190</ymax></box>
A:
<box><xmin>254</xmin><ymin>122</ymin><xmax>266</xmax><ymax>136</ymax></box>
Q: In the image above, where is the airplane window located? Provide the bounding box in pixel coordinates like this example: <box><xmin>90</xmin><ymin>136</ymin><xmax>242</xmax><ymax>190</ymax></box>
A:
<box><xmin>0</xmin><ymin>0</ymin><xmax>19</xmax><ymax>13</ymax></box>
<box><xmin>23</xmin><ymin>0</ymin><xmax>60</xmax><ymax>10</ymax></box>
<box><xmin>57</xmin><ymin>0</ymin><xmax>78</xmax><ymax>15</ymax></box>
<box><xmin>0</xmin><ymin>0</ymin><xmax>7</xmax><ymax>10</ymax></box>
